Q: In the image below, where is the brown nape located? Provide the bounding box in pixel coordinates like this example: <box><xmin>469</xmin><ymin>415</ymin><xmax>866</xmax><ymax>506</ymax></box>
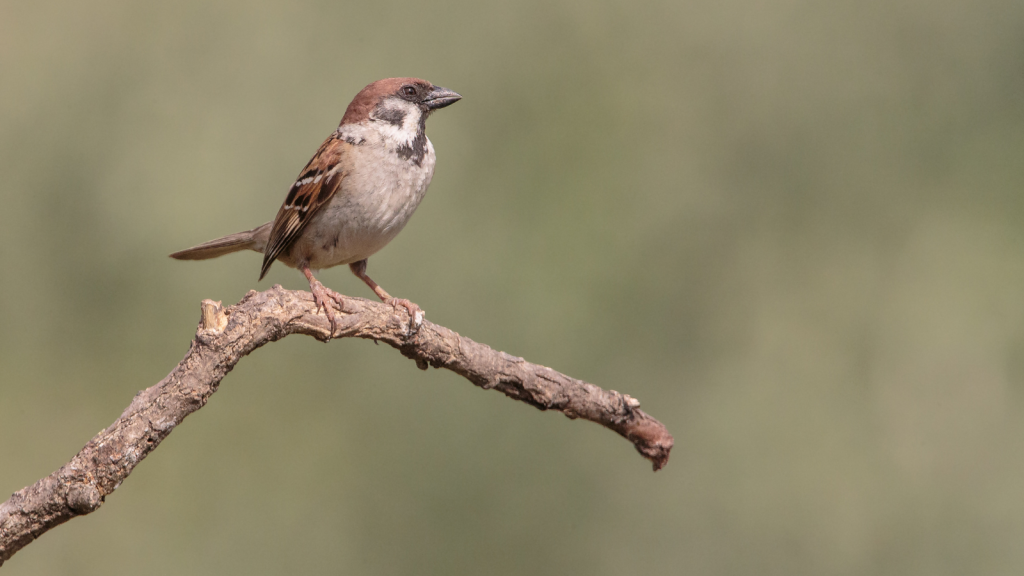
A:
<box><xmin>339</xmin><ymin>77</ymin><xmax>432</xmax><ymax>125</ymax></box>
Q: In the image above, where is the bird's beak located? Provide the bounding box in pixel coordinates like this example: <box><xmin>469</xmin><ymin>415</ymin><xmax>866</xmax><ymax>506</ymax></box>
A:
<box><xmin>423</xmin><ymin>86</ymin><xmax>462</xmax><ymax>110</ymax></box>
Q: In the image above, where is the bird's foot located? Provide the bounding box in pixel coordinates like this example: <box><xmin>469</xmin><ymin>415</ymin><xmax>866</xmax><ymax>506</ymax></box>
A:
<box><xmin>386</xmin><ymin>298</ymin><xmax>424</xmax><ymax>332</ymax></box>
<box><xmin>309</xmin><ymin>279</ymin><xmax>351</xmax><ymax>338</ymax></box>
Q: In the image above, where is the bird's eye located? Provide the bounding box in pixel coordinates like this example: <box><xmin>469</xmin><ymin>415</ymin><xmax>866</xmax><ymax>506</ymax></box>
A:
<box><xmin>402</xmin><ymin>86</ymin><xmax>417</xmax><ymax>97</ymax></box>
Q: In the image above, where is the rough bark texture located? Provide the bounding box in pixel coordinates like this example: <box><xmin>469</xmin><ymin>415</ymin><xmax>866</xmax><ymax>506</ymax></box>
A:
<box><xmin>0</xmin><ymin>286</ymin><xmax>674</xmax><ymax>566</ymax></box>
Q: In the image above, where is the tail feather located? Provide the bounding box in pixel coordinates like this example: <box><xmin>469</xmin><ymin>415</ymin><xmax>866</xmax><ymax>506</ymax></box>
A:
<box><xmin>170</xmin><ymin>224</ymin><xmax>269</xmax><ymax>261</ymax></box>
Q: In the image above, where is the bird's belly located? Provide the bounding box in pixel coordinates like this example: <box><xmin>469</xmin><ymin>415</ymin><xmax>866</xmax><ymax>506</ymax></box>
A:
<box><xmin>290</xmin><ymin>151</ymin><xmax>435</xmax><ymax>270</ymax></box>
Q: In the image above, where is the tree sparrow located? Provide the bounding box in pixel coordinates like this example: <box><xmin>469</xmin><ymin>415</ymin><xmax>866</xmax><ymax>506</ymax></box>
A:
<box><xmin>170</xmin><ymin>77</ymin><xmax>461</xmax><ymax>333</ymax></box>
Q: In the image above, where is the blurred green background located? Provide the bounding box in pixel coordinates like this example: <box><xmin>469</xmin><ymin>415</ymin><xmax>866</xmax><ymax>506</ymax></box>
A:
<box><xmin>2</xmin><ymin>0</ymin><xmax>1023</xmax><ymax>574</ymax></box>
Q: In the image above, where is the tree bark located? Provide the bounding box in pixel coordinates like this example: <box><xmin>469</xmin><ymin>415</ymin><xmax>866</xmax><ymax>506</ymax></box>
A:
<box><xmin>0</xmin><ymin>286</ymin><xmax>673</xmax><ymax>566</ymax></box>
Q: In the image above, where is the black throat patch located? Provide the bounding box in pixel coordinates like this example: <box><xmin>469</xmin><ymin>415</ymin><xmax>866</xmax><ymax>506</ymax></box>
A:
<box><xmin>395</xmin><ymin>112</ymin><xmax>429</xmax><ymax>166</ymax></box>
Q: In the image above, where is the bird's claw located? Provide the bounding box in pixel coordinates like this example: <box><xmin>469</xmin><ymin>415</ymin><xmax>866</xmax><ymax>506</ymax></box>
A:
<box><xmin>386</xmin><ymin>298</ymin><xmax>424</xmax><ymax>332</ymax></box>
<box><xmin>309</xmin><ymin>280</ymin><xmax>350</xmax><ymax>338</ymax></box>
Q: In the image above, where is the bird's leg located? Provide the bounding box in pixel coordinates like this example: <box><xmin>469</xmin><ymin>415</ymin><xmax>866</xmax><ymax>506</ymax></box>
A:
<box><xmin>301</xmin><ymin>264</ymin><xmax>350</xmax><ymax>335</ymax></box>
<box><xmin>349</xmin><ymin>259</ymin><xmax>424</xmax><ymax>325</ymax></box>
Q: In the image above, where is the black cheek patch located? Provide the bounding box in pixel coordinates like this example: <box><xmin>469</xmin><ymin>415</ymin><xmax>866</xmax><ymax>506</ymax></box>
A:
<box><xmin>375</xmin><ymin>107</ymin><xmax>406</xmax><ymax>126</ymax></box>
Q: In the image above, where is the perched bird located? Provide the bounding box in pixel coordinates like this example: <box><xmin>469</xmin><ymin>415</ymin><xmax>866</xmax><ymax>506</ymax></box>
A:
<box><xmin>170</xmin><ymin>77</ymin><xmax>461</xmax><ymax>332</ymax></box>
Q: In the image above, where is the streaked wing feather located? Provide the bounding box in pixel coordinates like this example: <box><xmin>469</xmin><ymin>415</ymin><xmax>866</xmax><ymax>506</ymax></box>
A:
<box><xmin>260</xmin><ymin>136</ymin><xmax>349</xmax><ymax>279</ymax></box>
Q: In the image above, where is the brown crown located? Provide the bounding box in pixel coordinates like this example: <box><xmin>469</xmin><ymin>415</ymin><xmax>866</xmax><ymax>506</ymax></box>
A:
<box><xmin>340</xmin><ymin>77</ymin><xmax>432</xmax><ymax>125</ymax></box>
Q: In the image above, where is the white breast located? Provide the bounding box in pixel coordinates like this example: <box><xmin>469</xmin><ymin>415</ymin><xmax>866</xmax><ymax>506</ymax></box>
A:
<box><xmin>295</xmin><ymin>125</ymin><xmax>436</xmax><ymax>270</ymax></box>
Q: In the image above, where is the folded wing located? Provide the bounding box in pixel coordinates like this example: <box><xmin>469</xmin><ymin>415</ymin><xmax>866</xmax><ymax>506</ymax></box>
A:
<box><xmin>260</xmin><ymin>136</ymin><xmax>351</xmax><ymax>279</ymax></box>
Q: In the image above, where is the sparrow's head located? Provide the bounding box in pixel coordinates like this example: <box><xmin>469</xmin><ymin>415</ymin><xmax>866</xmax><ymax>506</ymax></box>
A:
<box><xmin>341</xmin><ymin>77</ymin><xmax>461</xmax><ymax>129</ymax></box>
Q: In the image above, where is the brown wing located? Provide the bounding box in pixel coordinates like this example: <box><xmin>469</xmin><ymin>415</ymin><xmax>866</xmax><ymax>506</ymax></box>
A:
<box><xmin>260</xmin><ymin>135</ymin><xmax>350</xmax><ymax>279</ymax></box>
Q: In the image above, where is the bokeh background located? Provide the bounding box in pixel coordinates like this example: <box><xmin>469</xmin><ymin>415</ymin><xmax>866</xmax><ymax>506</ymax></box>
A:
<box><xmin>2</xmin><ymin>0</ymin><xmax>1023</xmax><ymax>574</ymax></box>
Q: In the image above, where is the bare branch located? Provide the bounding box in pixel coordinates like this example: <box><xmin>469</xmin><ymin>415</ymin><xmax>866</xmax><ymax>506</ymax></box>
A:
<box><xmin>0</xmin><ymin>286</ymin><xmax>673</xmax><ymax>565</ymax></box>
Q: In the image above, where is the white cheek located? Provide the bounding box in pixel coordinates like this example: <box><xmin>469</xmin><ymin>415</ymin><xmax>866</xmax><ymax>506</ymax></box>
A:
<box><xmin>401</xmin><ymin>109</ymin><xmax>420</xmax><ymax>134</ymax></box>
<box><xmin>372</xmin><ymin>100</ymin><xmax>422</xmax><ymax>145</ymax></box>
